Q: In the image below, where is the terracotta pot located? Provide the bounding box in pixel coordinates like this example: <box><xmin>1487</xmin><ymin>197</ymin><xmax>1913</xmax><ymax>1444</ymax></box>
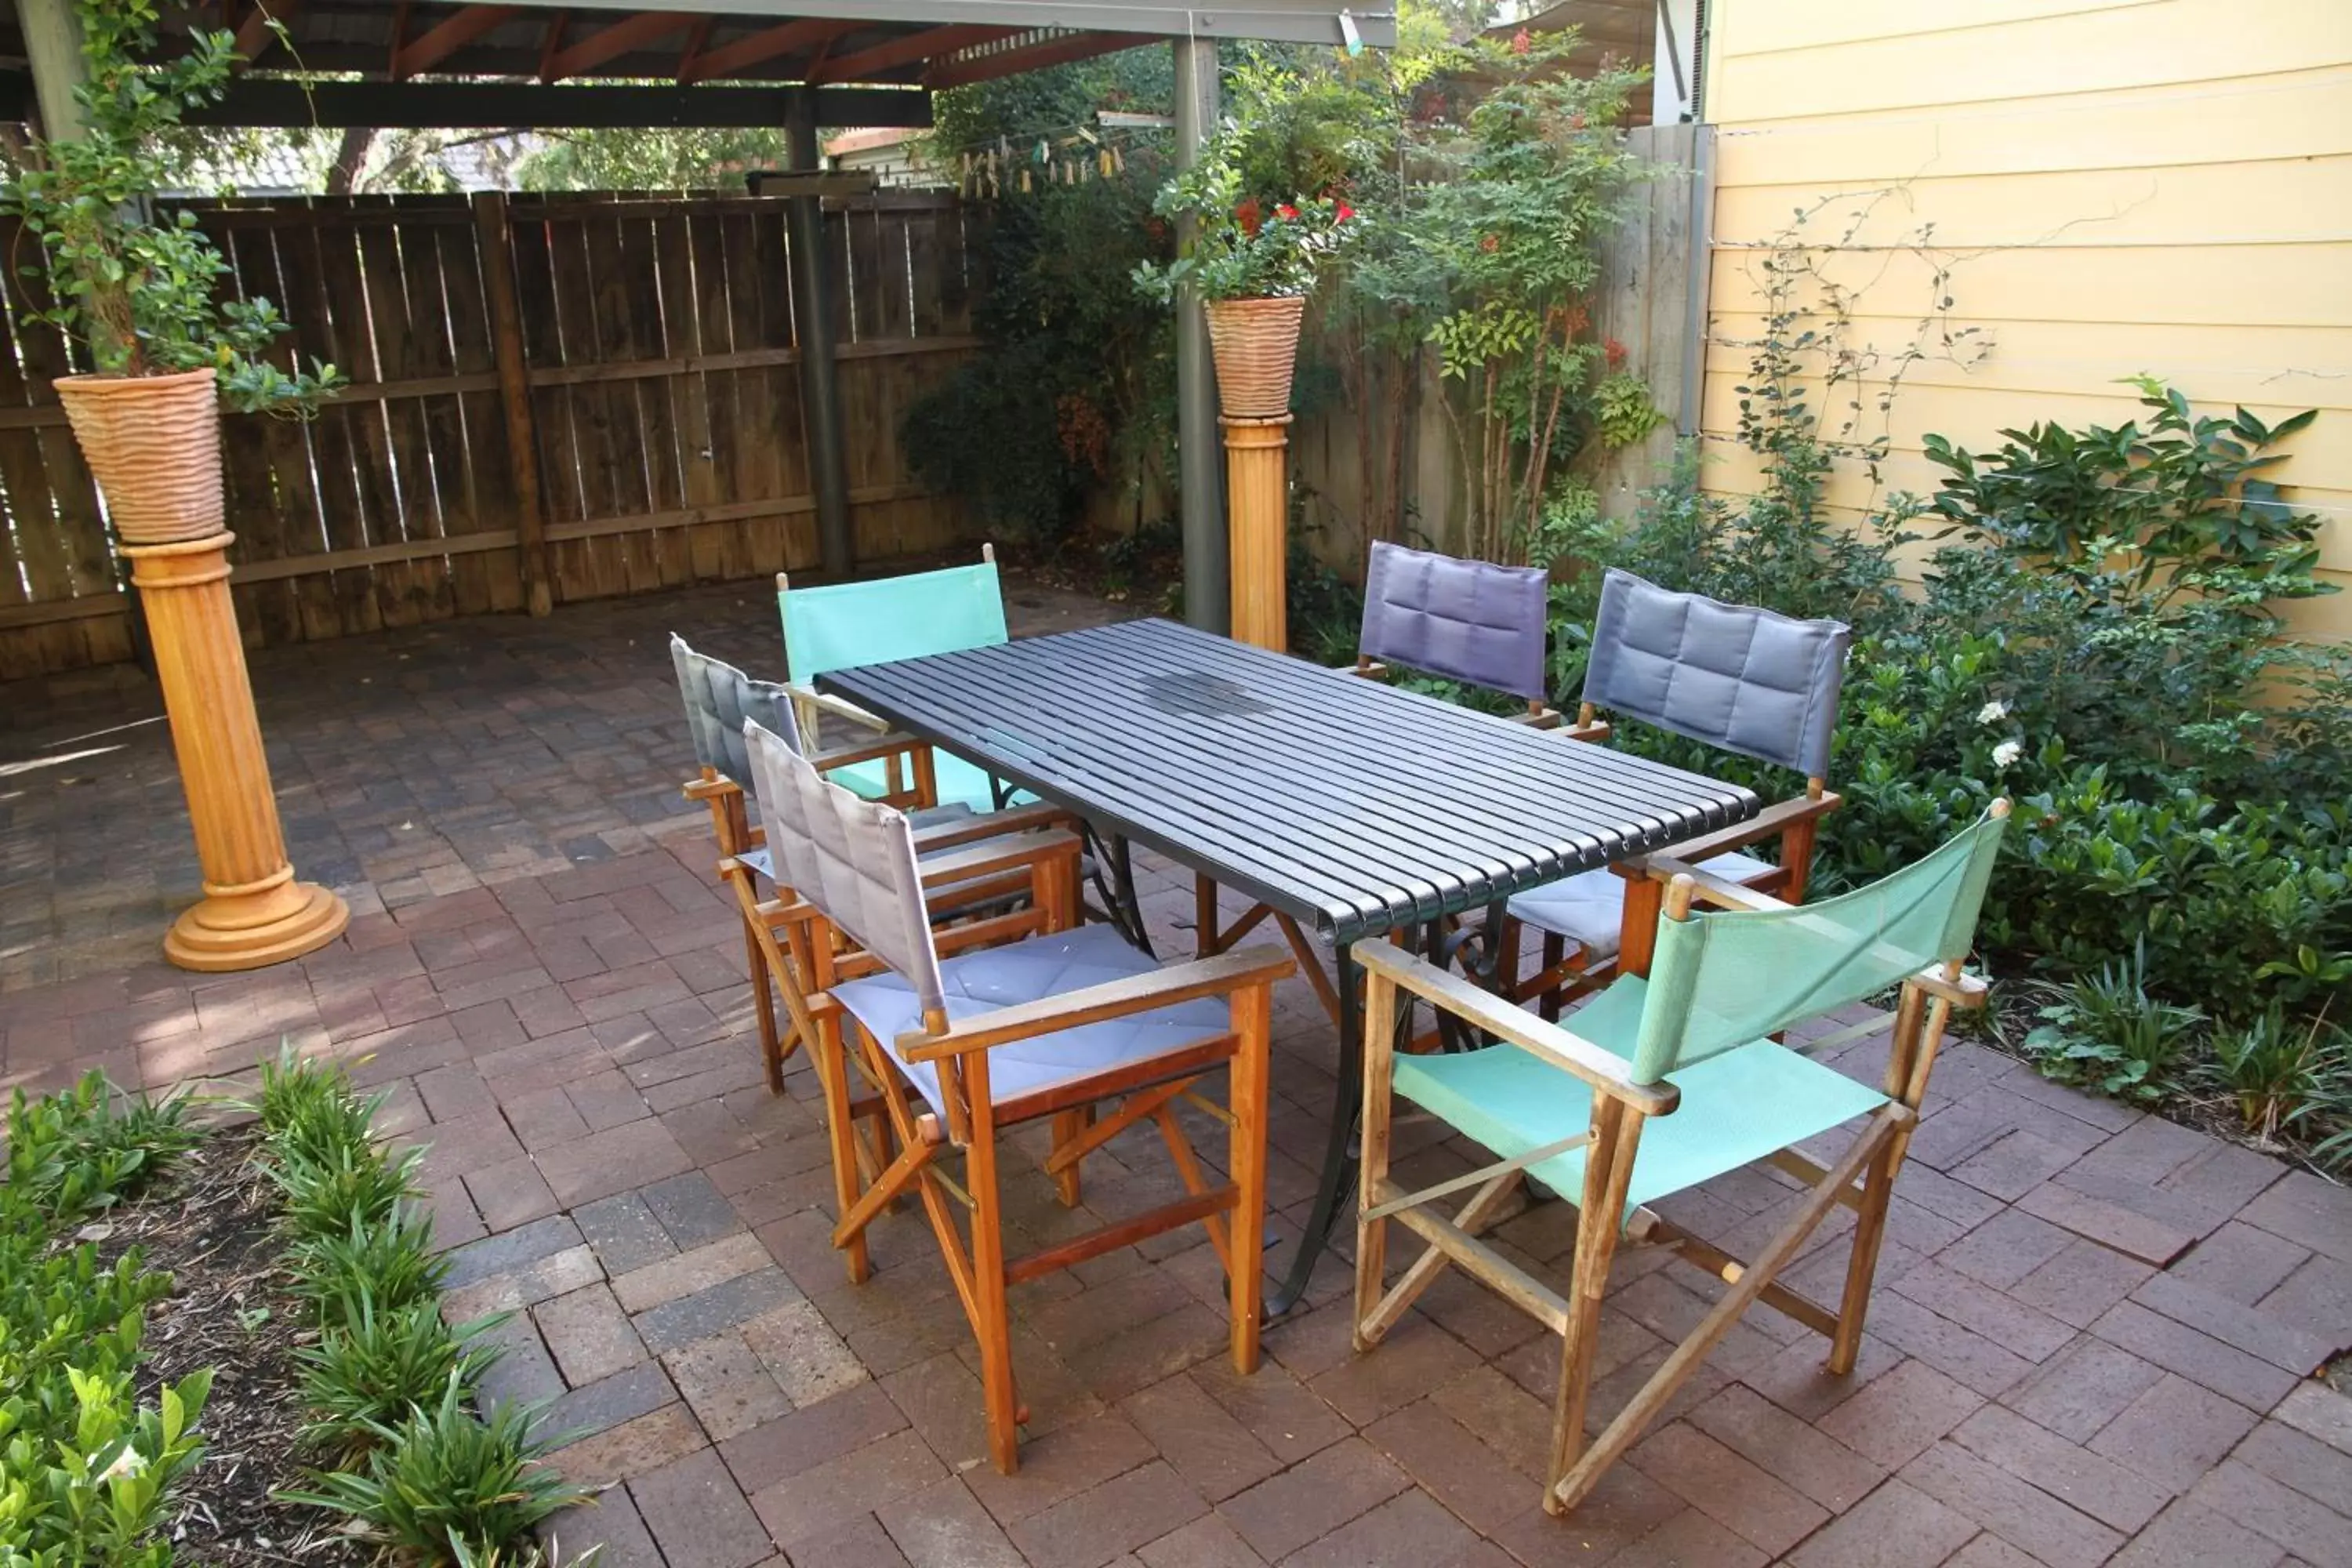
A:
<box><xmin>55</xmin><ymin>367</ymin><xmax>226</xmax><ymax>546</ymax></box>
<box><xmin>1204</xmin><ymin>296</ymin><xmax>1307</xmax><ymax>419</ymax></box>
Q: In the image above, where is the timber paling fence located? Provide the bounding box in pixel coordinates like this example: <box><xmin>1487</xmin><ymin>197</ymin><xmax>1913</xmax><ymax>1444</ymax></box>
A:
<box><xmin>0</xmin><ymin>191</ymin><xmax>986</xmax><ymax>679</ymax></box>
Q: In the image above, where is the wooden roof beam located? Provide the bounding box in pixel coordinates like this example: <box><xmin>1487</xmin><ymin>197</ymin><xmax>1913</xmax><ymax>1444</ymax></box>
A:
<box><xmin>926</xmin><ymin>29</ymin><xmax>1141</xmax><ymax>90</ymax></box>
<box><xmin>234</xmin><ymin>0</ymin><xmax>302</xmax><ymax>64</ymax></box>
<box><xmin>810</xmin><ymin>22</ymin><xmax>1020</xmax><ymax>85</ymax></box>
<box><xmin>679</xmin><ymin>16</ymin><xmax>853</xmax><ymax>83</ymax></box>
<box><xmin>392</xmin><ymin>5</ymin><xmax>520</xmax><ymax>80</ymax></box>
<box><xmin>543</xmin><ymin>9</ymin><xmax>702</xmax><ymax>82</ymax></box>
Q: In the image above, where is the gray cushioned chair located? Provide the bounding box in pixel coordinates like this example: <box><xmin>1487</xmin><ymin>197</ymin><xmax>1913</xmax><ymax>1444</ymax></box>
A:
<box><xmin>741</xmin><ymin>717</ymin><xmax>1292</xmax><ymax>1475</ymax></box>
<box><xmin>1499</xmin><ymin>570</ymin><xmax>1853</xmax><ymax>1016</ymax></box>
<box><xmin>670</xmin><ymin>635</ymin><xmax>1065</xmax><ymax>1092</ymax></box>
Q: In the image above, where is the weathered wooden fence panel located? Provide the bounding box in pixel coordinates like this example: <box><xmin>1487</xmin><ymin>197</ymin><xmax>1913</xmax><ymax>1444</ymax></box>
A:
<box><xmin>0</xmin><ymin>191</ymin><xmax>985</xmax><ymax>680</ymax></box>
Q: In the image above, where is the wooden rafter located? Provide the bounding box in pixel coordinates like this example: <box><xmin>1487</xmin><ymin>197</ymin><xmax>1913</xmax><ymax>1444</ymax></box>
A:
<box><xmin>234</xmin><ymin>0</ymin><xmax>302</xmax><ymax>63</ymax></box>
<box><xmin>679</xmin><ymin>16</ymin><xmax>854</xmax><ymax>83</ymax></box>
<box><xmin>926</xmin><ymin>29</ymin><xmax>1140</xmax><ymax>90</ymax></box>
<box><xmin>674</xmin><ymin>14</ymin><xmax>716</xmax><ymax>82</ymax></box>
<box><xmin>543</xmin><ymin>9</ymin><xmax>702</xmax><ymax>82</ymax></box>
<box><xmin>392</xmin><ymin>5</ymin><xmax>519</xmax><ymax>80</ymax></box>
<box><xmin>810</xmin><ymin>23</ymin><xmax>1020</xmax><ymax>85</ymax></box>
<box><xmin>536</xmin><ymin>9</ymin><xmax>572</xmax><ymax>78</ymax></box>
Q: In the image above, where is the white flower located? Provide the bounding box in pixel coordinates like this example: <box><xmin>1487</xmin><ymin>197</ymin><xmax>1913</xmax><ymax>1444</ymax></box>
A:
<box><xmin>97</xmin><ymin>1446</ymin><xmax>146</xmax><ymax>1484</ymax></box>
<box><xmin>1977</xmin><ymin>700</ymin><xmax>2009</xmax><ymax>725</ymax></box>
<box><xmin>1992</xmin><ymin>739</ymin><xmax>2023</xmax><ymax>769</ymax></box>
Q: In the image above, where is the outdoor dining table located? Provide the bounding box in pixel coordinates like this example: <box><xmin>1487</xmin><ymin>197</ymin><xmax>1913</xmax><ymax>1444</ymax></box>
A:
<box><xmin>820</xmin><ymin>616</ymin><xmax>1760</xmax><ymax>1312</ymax></box>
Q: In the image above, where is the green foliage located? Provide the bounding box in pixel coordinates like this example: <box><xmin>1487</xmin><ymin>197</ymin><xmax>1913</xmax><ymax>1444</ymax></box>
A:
<box><xmin>0</xmin><ymin>1</ymin><xmax>338</xmax><ymax>408</ymax></box>
<box><xmin>1592</xmin><ymin>370</ymin><xmax>1666</xmax><ymax>450</ymax></box>
<box><xmin>285</xmin><ymin>1205</ymin><xmax>451</xmax><ymax>1319</ymax></box>
<box><xmin>2022</xmin><ymin>942</ymin><xmax>2204</xmax><ymax>1102</ymax></box>
<box><xmin>0</xmin><ymin>1076</ymin><xmax>210</xmax><ymax>1567</ymax></box>
<box><xmin>296</xmin><ymin>1294</ymin><xmax>504</xmax><ymax>1461</ymax></box>
<box><xmin>264</xmin><ymin>1137</ymin><xmax>424</xmax><ymax>1243</ymax></box>
<box><xmin>2201</xmin><ymin>1006</ymin><xmax>2352</xmax><ymax>1145</ymax></box>
<box><xmin>281</xmin><ymin>1375</ymin><xmax>594</xmax><ymax>1566</ymax></box>
<box><xmin>514</xmin><ymin>128</ymin><xmax>790</xmax><ymax>191</ymax></box>
<box><xmin>252</xmin><ymin>1046</ymin><xmax>381</xmax><ymax>1168</ymax></box>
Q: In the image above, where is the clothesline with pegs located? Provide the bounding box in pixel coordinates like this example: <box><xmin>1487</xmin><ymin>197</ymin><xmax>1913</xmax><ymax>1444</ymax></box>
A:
<box><xmin>924</xmin><ymin>114</ymin><xmax>1174</xmax><ymax>199</ymax></box>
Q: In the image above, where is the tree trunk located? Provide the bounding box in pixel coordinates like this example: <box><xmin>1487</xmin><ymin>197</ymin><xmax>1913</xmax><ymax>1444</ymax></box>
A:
<box><xmin>325</xmin><ymin>125</ymin><xmax>376</xmax><ymax>195</ymax></box>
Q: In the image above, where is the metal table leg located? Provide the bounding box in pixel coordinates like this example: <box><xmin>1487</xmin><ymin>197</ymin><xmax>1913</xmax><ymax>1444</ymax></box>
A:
<box><xmin>1080</xmin><ymin>824</ymin><xmax>1156</xmax><ymax>957</ymax></box>
<box><xmin>1267</xmin><ymin>937</ymin><xmax>1361</xmax><ymax>1316</ymax></box>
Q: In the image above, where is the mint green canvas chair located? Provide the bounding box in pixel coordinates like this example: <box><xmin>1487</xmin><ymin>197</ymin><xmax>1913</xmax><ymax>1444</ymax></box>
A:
<box><xmin>1351</xmin><ymin>803</ymin><xmax>2009</xmax><ymax>1519</ymax></box>
<box><xmin>778</xmin><ymin>546</ymin><xmax>1012</xmax><ymax>814</ymax></box>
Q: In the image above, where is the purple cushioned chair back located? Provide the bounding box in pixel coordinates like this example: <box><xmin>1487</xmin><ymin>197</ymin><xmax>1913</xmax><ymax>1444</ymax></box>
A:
<box><xmin>1358</xmin><ymin>541</ymin><xmax>1551</xmax><ymax>703</ymax></box>
<box><xmin>1581</xmin><ymin>569</ymin><xmax>1852</xmax><ymax>780</ymax></box>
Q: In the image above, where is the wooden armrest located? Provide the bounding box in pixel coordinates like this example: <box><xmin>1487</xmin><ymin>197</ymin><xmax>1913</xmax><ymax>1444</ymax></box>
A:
<box><xmin>804</xmin><ymin>731</ymin><xmax>928</xmax><ymax>773</ymax></box>
<box><xmin>915</xmin><ymin>829</ymin><xmax>1080</xmax><ymax>891</ymax></box>
<box><xmin>900</xmin><ymin>945</ymin><xmax>1296</xmax><ymax>1062</ymax></box>
<box><xmin>1335</xmin><ymin>658</ymin><xmax>1391</xmax><ymax>681</ymax></box>
<box><xmin>1560</xmin><ymin>720</ymin><xmax>1613</xmax><ymax>743</ymax></box>
<box><xmin>788</xmin><ymin>681</ymin><xmax>891</xmax><ymax>733</ymax></box>
<box><xmin>1914</xmin><ymin>968</ymin><xmax>1991</xmax><ymax>1009</ymax></box>
<box><xmin>682</xmin><ymin>775</ymin><xmax>741</xmax><ymax>802</ymax></box>
<box><xmin>1642</xmin><ymin>791</ymin><xmax>1843</xmax><ymax>867</ymax></box>
<box><xmin>910</xmin><ymin>801</ymin><xmax>1072</xmax><ymax>852</ymax></box>
<box><xmin>1506</xmin><ymin>705</ymin><xmax>1564</xmax><ymax>730</ymax></box>
<box><xmin>1639</xmin><ymin>856</ymin><xmax>1792</xmax><ymax>913</ymax></box>
<box><xmin>1353</xmin><ymin>939</ymin><xmax>1678</xmax><ymax>1115</ymax></box>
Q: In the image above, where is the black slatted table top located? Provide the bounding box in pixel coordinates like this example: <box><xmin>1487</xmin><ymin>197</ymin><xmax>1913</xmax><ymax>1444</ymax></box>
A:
<box><xmin>820</xmin><ymin>618</ymin><xmax>1761</xmax><ymax>945</ymax></box>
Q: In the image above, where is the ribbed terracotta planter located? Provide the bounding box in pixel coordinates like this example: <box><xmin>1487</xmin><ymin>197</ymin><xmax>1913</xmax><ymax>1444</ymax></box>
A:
<box><xmin>1204</xmin><ymin>296</ymin><xmax>1306</xmax><ymax>419</ymax></box>
<box><xmin>55</xmin><ymin>367</ymin><xmax>226</xmax><ymax>546</ymax></box>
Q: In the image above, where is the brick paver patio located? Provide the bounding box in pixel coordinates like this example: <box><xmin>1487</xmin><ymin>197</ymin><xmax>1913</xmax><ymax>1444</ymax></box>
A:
<box><xmin>3</xmin><ymin>577</ymin><xmax>2348</xmax><ymax>1567</ymax></box>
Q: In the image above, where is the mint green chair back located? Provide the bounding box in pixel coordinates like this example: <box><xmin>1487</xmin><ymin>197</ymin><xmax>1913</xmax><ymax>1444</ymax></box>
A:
<box><xmin>1628</xmin><ymin>808</ymin><xmax>2008</xmax><ymax>1083</ymax></box>
<box><xmin>781</xmin><ymin>559</ymin><xmax>1009</xmax><ymax>684</ymax></box>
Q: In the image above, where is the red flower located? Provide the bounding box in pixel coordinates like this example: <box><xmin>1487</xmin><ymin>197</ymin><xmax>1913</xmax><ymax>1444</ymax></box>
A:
<box><xmin>1570</xmin><ymin>112</ymin><xmax>1587</xmax><ymax>130</ymax></box>
<box><xmin>1479</xmin><ymin>233</ymin><xmax>1500</xmax><ymax>253</ymax></box>
<box><xmin>1334</xmin><ymin>201</ymin><xmax>1355</xmax><ymax>223</ymax></box>
<box><xmin>1511</xmin><ymin>27</ymin><xmax>1532</xmax><ymax>55</ymax></box>
<box><xmin>1276</xmin><ymin>203</ymin><xmax>1300</xmax><ymax>220</ymax></box>
<box><xmin>1604</xmin><ymin>336</ymin><xmax>1628</xmax><ymax>368</ymax></box>
<box><xmin>1234</xmin><ymin>197</ymin><xmax>1263</xmax><ymax>238</ymax></box>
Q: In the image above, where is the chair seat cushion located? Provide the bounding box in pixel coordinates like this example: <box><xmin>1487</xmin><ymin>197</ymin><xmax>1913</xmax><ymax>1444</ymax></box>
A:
<box><xmin>833</xmin><ymin>752</ymin><xmax>1032</xmax><ymax>814</ymax></box>
<box><xmin>1390</xmin><ymin>975</ymin><xmax>1885</xmax><ymax>1216</ymax></box>
<box><xmin>737</xmin><ymin>804</ymin><xmax>975</xmax><ymax>884</ymax></box>
<box><xmin>1506</xmin><ymin>850</ymin><xmax>1776</xmax><ymax>959</ymax></box>
<box><xmin>833</xmin><ymin>925</ymin><xmax>1229</xmax><ymax>1122</ymax></box>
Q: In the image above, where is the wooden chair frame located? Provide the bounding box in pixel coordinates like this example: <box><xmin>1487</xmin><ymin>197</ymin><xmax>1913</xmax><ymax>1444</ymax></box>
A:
<box><xmin>1500</xmin><ymin>699</ymin><xmax>1844</xmax><ymax>1018</ymax></box>
<box><xmin>684</xmin><ymin>724</ymin><xmax>1058</xmax><ymax>1092</ymax></box>
<box><xmin>764</xmin><ymin>832</ymin><xmax>1294</xmax><ymax>1474</ymax></box>
<box><xmin>1354</xmin><ymin>858</ymin><xmax>1991</xmax><ymax>1517</ymax></box>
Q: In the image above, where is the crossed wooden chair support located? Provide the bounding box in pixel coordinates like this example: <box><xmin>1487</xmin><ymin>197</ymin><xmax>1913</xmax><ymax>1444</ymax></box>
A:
<box><xmin>727</xmin><ymin>729</ymin><xmax>1291</xmax><ymax>1474</ymax></box>
<box><xmin>1353</xmin><ymin>805</ymin><xmax>2008</xmax><ymax>1516</ymax></box>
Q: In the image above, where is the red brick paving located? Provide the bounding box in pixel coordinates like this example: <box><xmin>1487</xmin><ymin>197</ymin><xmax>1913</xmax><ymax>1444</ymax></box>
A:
<box><xmin>5</xmin><ymin>582</ymin><xmax>2352</xmax><ymax>1566</ymax></box>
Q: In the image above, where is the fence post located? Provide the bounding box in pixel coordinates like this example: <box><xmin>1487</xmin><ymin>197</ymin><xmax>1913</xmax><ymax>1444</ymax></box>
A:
<box><xmin>473</xmin><ymin>191</ymin><xmax>554</xmax><ymax>617</ymax></box>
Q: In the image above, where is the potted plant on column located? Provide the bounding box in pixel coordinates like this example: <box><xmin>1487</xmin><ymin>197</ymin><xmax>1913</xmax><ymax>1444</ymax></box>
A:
<box><xmin>4</xmin><ymin>2</ymin><xmax>350</xmax><ymax>970</ymax></box>
<box><xmin>1134</xmin><ymin>163</ymin><xmax>1352</xmax><ymax>417</ymax></box>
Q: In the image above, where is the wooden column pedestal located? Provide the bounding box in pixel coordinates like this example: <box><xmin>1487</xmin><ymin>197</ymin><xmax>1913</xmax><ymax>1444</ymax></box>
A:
<box><xmin>1222</xmin><ymin>414</ymin><xmax>1291</xmax><ymax>652</ymax></box>
<box><xmin>123</xmin><ymin>532</ymin><xmax>349</xmax><ymax>971</ymax></box>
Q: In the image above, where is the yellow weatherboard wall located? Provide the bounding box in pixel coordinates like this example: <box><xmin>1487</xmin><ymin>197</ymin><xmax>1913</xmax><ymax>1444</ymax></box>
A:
<box><xmin>1697</xmin><ymin>0</ymin><xmax>2352</xmax><ymax>640</ymax></box>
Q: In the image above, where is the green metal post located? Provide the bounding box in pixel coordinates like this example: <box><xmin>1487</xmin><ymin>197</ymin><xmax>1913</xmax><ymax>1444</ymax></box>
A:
<box><xmin>786</xmin><ymin>90</ymin><xmax>855</xmax><ymax>579</ymax></box>
<box><xmin>1171</xmin><ymin>34</ymin><xmax>1227</xmax><ymax>633</ymax></box>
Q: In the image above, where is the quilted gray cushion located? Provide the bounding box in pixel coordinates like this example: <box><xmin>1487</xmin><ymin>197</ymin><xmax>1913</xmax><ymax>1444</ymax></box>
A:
<box><xmin>744</xmin><ymin>718</ymin><xmax>946</xmax><ymax>1014</ymax></box>
<box><xmin>1581</xmin><ymin>569</ymin><xmax>1851</xmax><ymax>779</ymax></box>
<box><xmin>1507</xmin><ymin>851</ymin><xmax>1776</xmax><ymax>959</ymax></box>
<box><xmin>673</xmin><ymin>634</ymin><xmax>800</xmax><ymax>782</ymax></box>
<box><xmin>833</xmin><ymin>924</ymin><xmax>1229</xmax><ymax>1120</ymax></box>
<box><xmin>1359</xmin><ymin>541</ymin><xmax>1550</xmax><ymax>702</ymax></box>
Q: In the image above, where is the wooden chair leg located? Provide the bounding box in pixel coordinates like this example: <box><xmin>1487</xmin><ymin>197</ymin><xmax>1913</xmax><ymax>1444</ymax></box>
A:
<box><xmin>1051</xmin><ymin>1107</ymin><xmax>1091</xmax><ymax>1207</ymax></box>
<box><xmin>1196</xmin><ymin>873</ymin><xmax>1220</xmax><ymax>958</ymax></box>
<box><xmin>1537</xmin><ymin>933</ymin><xmax>1566</xmax><ymax>1020</ymax></box>
<box><xmin>1354</xmin><ymin>970</ymin><xmax>1398</xmax><ymax>1352</ymax></box>
<box><xmin>1228</xmin><ymin>982</ymin><xmax>1272</xmax><ymax>1373</ymax></box>
<box><xmin>1831</xmin><ymin>1133</ymin><xmax>1903</xmax><ymax>1374</ymax></box>
<box><xmin>814</xmin><ymin>1014</ymin><xmax>871</xmax><ymax>1284</ymax></box>
<box><xmin>1544</xmin><ymin>1098</ymin><xmax>1644</xmax><ymax>1515</ymax></box>
<box><xmin>742</xmin><ymin>913</ymin><xmax>786</xmax><ymax>1094</ymax></box>
<box><xmin>961</xmin><ymin>1056</ymin><xmax>1022</xmax><ymax>1474</ymax></box>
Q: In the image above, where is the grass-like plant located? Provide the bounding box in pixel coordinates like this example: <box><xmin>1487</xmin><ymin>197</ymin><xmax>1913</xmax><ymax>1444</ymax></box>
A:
<box><xmin>296</xmin><ymin>1290</ymin><xmax>505</xmax><ymax>1461</ymax></box>
<box><xmin>280</xmin><ymin>1374</ymin><xmax>594</xmax><ymax>1566</ymax></box>
<box><xmin>2022</xmin><ymin>940</ymin><xmax>2205</xmax><ymax>1103</ymax></box>
<box><xmin>2202</xmin><ymin>1004</ymin><xmax>2350</xmax><ymax>1144</ymax></box>
<box><xmin>286</xmin><ymin>1203</ymin><xmax>451</xmax><ymax>1318</ymax></box>
<box><xmin>264</xmin><ymin>1138</ymin><xmax>424</xmax><ymax>1243</ymax></box>
<box><xmin>252</xmin><ymin>1046</ymin><xmax>385</xmax><ymax>1167</ymax></box>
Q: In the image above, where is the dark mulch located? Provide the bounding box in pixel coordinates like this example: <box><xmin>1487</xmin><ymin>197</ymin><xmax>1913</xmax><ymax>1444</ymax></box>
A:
<box><xmin>92</xmin><ymin>1121</ymin><xmax>371</xmax><ymax>1567</ymax></box>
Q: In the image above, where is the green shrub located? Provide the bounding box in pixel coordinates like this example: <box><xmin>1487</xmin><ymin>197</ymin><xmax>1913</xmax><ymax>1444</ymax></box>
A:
<box><xmin>285</xmin><ymin>1204</ymin><xmax>450</xmax><ymax>1319</ymax></box>
<box><xmin>296</xmin><ymin>1294</ymin><xmax>504</xmax><ymax>1460</ymax></box>
<box><xmin>281</xmin><ymin>1374</ymin><xmax>593</xmax><ymax>1566</ymax></box>
<box><xmin>0</xmin><ymin>1075</ymin><xmax>209</xmax><ymax>1567</ymax></box>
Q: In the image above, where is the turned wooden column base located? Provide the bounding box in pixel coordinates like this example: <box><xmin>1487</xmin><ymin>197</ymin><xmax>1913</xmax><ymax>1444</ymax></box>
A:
<box><xmin>165</xmin><ymin>873</ymin><xmax>349</xmax><ymax>972</ymax></box>
<box><xmin>1222</xmin><ymin>414</ymin><xmax>1292</xmax><ymax>652</ymax></box>
<box><xmin>123</xmin><ymin>531</ymin><xmax>350</xmax><ymax>974</ymax></box>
